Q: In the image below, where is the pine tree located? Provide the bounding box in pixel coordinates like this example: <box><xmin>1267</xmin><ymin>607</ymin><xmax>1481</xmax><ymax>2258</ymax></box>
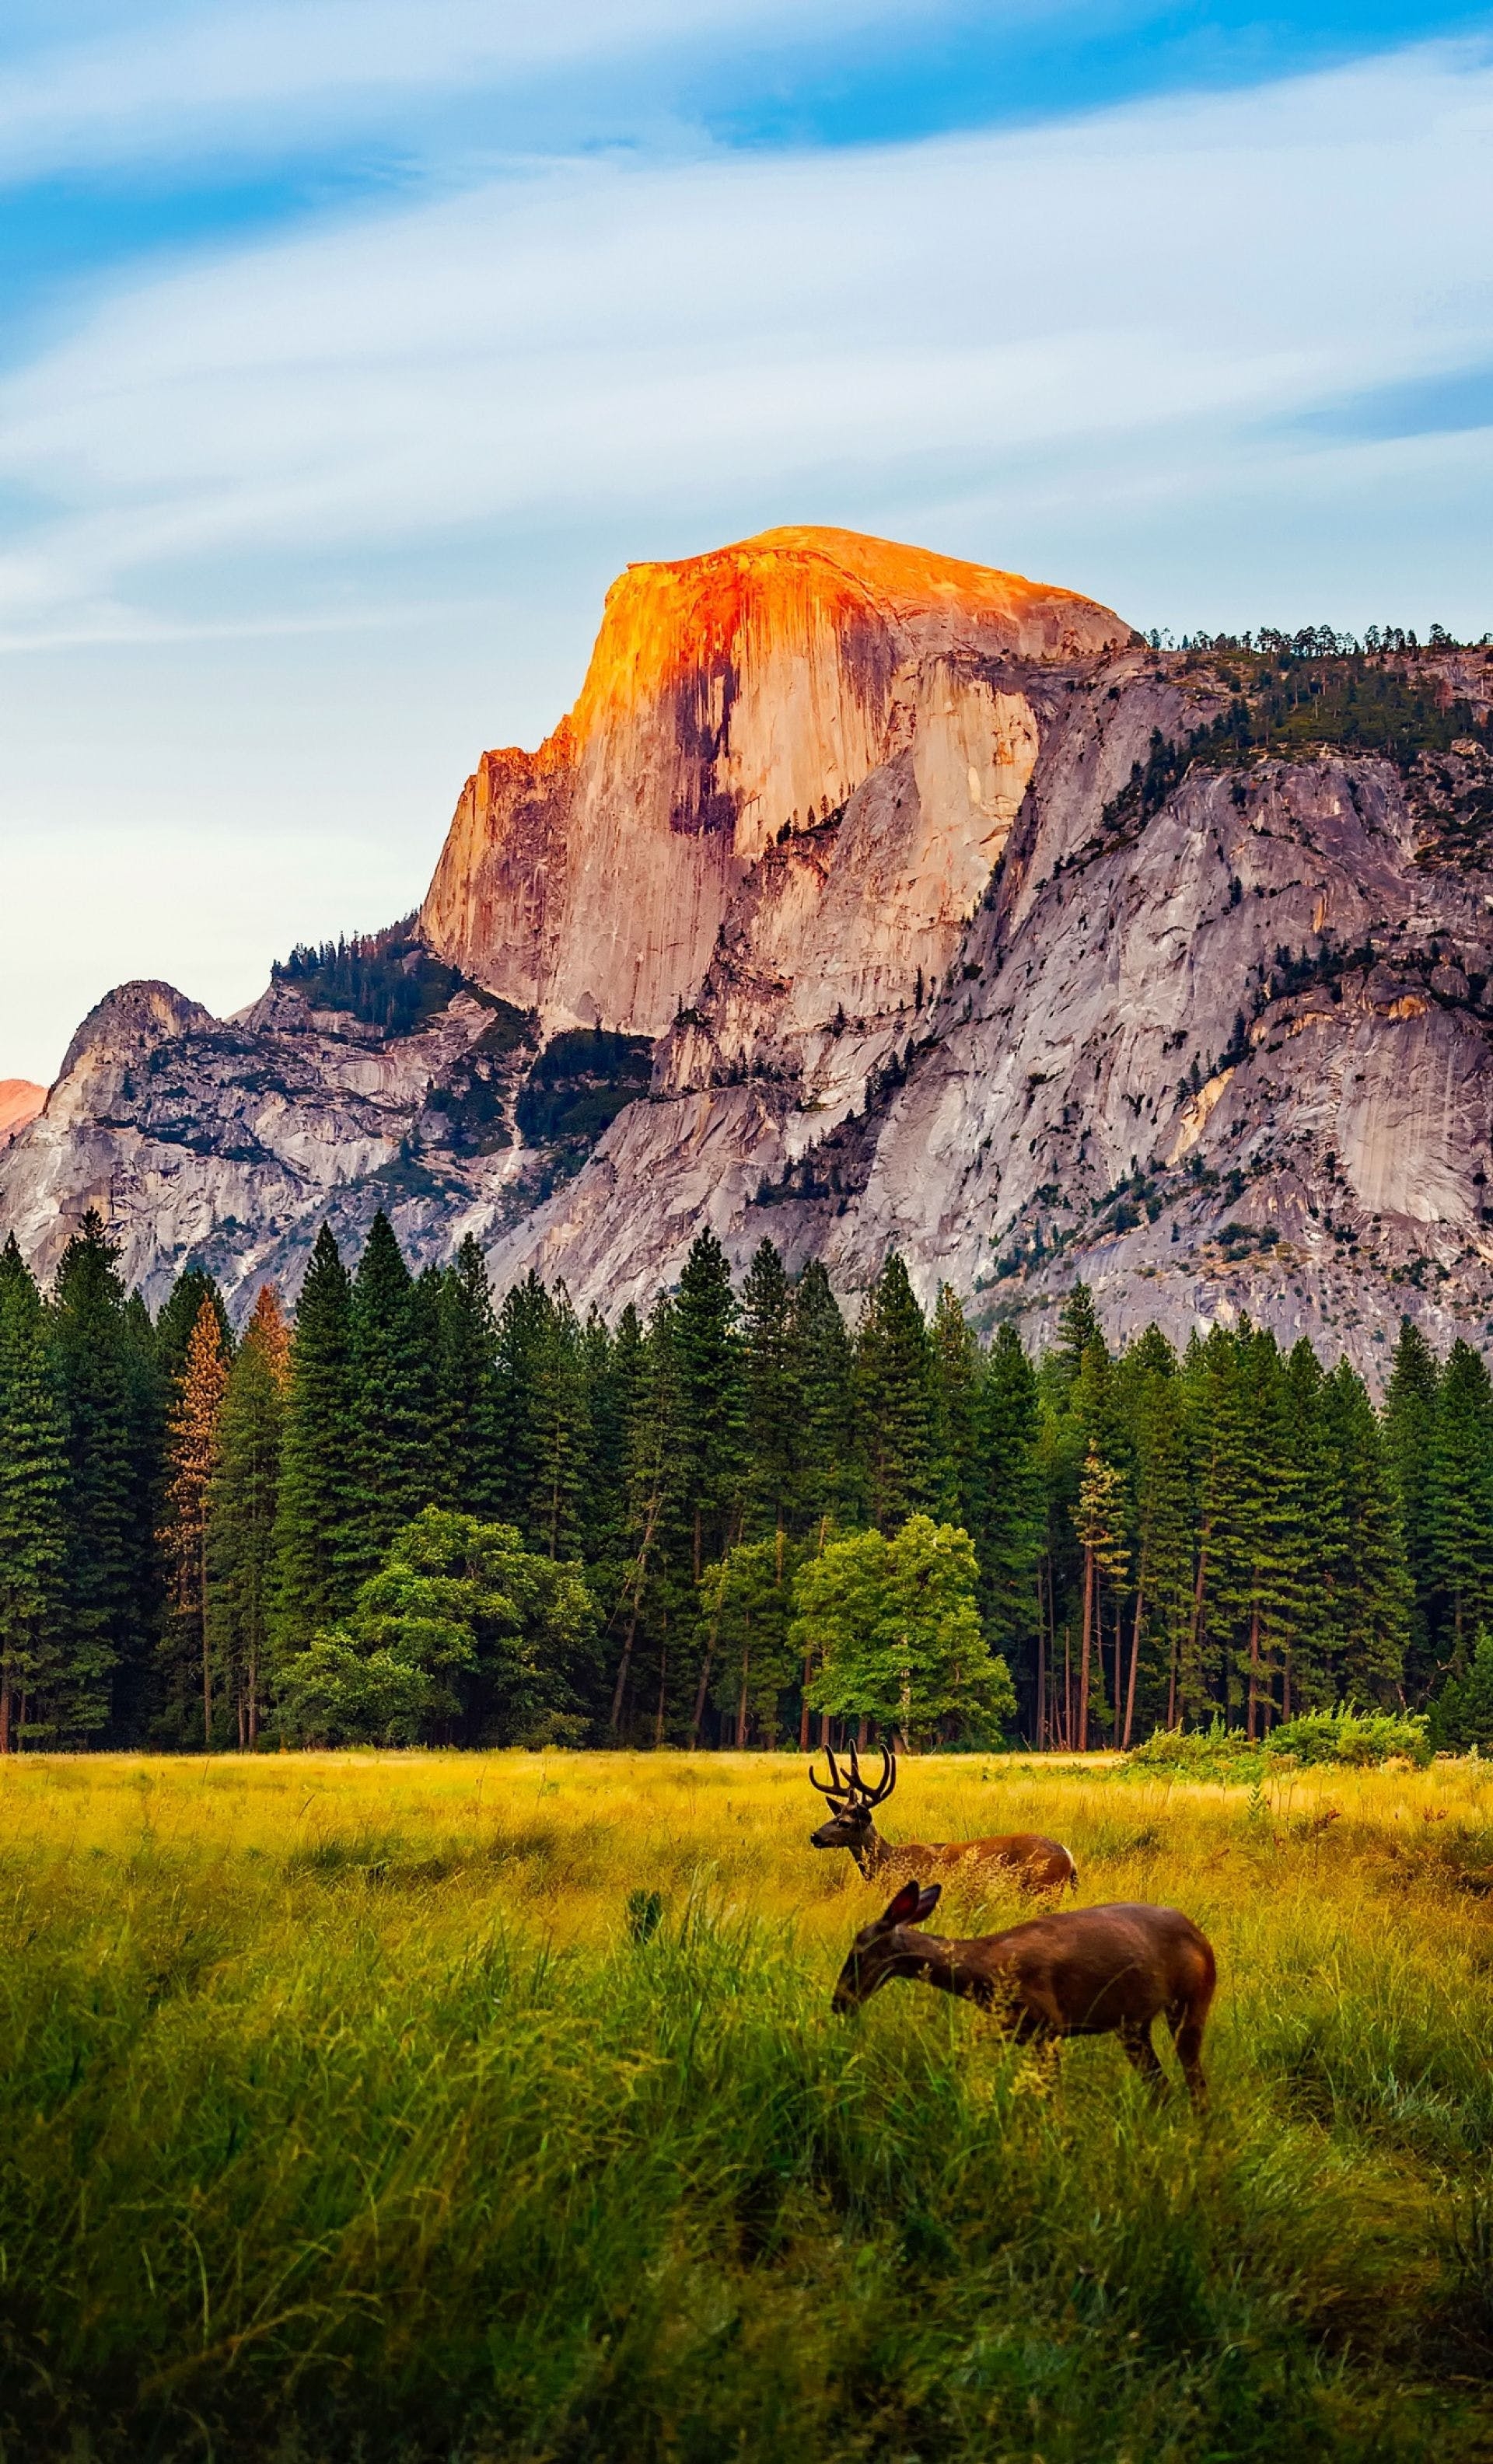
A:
<box><xmin>435</xmin><ymin>1236</ymin><xmax>503</xmax><ymax>1517</ymax></box>
<box><xmin>673</xmin><ymin>1229</ymin><xmax>745</xmax><ymax>1579</ymax></box>
<box><xmin>271</xmin><ymin>1223</ymin><xmax>356</xmax><ymax>1654</ymax></box>
<box><xmin>1075</xmin><ymin>1445</ymin><xmax>1128</xmax><ymax>1747</ymax></box>
<box><xmin>158</xmin><ymin>1296</ymin><xmax>230</xmax><ymax>1744</ymax></box>
<box><xmin>208</xmin><ymin>1285</ymin><xmax>289</xmax><ymax>1746</ymax></box>
<box><xmin>1424</xmin><ymin>1340</ymin><xmax>1493</xmax><ymax>1670</ymax></box>
<box><xmin>493</xmin><ymin>1272</ymin><xmax>552</xmax><ymax>1533</ymax></box>
<box><xmin>50</xmin><ymin>1211</ymin><xmax>141</xmax><ymax>1738</ymax></box>
<box><xmin>1322</xmin><ymin>1358</ymin><xmax>1411</xmax><ymax>1704</ymax></box>
<box><xmin>611</xmin><ymin>1294</ymin><xmax>687</xmax><ymax>1738</ymax></box>
<box><xmin>1385</xmin><ymin>1316</ymin><xmax>1444</xmax><ymax>1693</ymax></box>
<box><xmin>929</xmin><ymin>1283</ymin><xmax>984</xmax><ymax>1530</ymax></box>
<box><xmin>974</xmin><ymin>1323</ymin><xmax>1044</xmax><ymax>1723</ymax></box>
<box><xmin>793</xmin><ymin>1262</ymin><xmax>855</xmax><ymax>1533</ymax></box>
<box><xmin>1121</xmin><ymin>1342</ymin><xmax>1193</xmax><ymax>1746</ymax></box>
<box><xmin>155</xmin><ymin>1269</ymin><xmax>233</xmax><ymax>1387</ymax></box>
<box><xmin>347</xmin><ymin>1211</ymin><xmax>437</xmax><ymax>1578</ymax></box>
<box><xmin>0</xmin><ymin>1247</ymin><xmax>68</xmax><ymax>1750</ymax></box>
<box><xmin>855</xmin><ymin>1253</ymin><xmax>935</xmax><ymax>1532</ymax></box>
<box><xmin>741</xmin><ymin>1239</ymin><xmax>799</xmax><ymax>1544</ymax></box>
<box><xmin>530</xmin><ymin>1284</ymin><xmax>592</xmax><ymax>1562</ymax></box>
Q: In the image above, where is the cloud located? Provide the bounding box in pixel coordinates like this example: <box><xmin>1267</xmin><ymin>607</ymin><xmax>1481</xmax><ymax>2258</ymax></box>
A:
<box><xmin>0</xmin><ymin>0</ymin><xmax>935</xmax><ymax>179</ymax></box>
<box><xmin>0</xmin><ymin>38</ymin><xmax>1488</xmax><ymax>645</ymax></box>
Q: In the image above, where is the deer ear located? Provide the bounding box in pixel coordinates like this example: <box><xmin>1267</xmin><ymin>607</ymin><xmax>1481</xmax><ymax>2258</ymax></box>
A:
<box><xmin>914</xmin><ymin>1884</ymin><xmax>942</xmax><ymax>1924</ymax></box>
<box><xmin>879</xmin><ymin>1879</ymin><xmax>925</xmax><ymax>1928</ymax></box>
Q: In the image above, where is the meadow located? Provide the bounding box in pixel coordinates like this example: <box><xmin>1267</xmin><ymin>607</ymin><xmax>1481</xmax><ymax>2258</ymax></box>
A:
<box><xmin>4</xmin><ymin>1751</ymin><xmax>1493</xmax><ymax>2462</ymax></box>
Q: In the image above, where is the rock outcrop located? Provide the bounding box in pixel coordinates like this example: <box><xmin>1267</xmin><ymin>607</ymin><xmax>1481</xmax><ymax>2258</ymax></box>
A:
<box><xmin>3</xmin><ymin>523</ymin><xmax>1493</xmax><ymax>1377</ymax></box>
<box><xmin>0</xmin><ymin>1080</ymin><xmax>44</xmax><ymax>1148</ymax></box>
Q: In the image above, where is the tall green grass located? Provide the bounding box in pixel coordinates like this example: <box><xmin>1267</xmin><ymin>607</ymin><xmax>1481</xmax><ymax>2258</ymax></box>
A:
<box><xmin>2</xmin><ymin>1751</ymin><xmax>1491</xmax><ymax>2460</ymax></box>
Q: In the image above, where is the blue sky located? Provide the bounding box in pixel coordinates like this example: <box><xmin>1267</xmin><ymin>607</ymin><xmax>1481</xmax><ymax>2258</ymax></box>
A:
<box><xmin>2</xmin><ymin>0</ymin><xmax>1492</xmax><ymax>1082</ymax></box>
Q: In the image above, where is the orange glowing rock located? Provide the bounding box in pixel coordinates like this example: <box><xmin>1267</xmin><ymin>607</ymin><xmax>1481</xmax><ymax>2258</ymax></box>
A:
<box><xmin>421</xmin><ymin>525</ymin><xmax>1125</xmax><ymax>1036</ymax></box>
<box><xmin>0</xmin><ymin>1079</ymin><xmax>44</xmax><ymax>1145</ymax></box>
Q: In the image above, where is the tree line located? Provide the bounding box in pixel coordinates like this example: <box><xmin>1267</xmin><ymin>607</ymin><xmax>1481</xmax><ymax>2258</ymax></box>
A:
<box><xmin>2</xmin><ymin>1208</ymin><xmax>1491</xmax><ymax>1752</ymax></box>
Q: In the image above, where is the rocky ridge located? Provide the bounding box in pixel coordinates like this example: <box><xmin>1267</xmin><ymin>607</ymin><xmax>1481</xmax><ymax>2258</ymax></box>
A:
<box><xmin>3</xmin><ymin>526</ymin><xmax>1492</xmax><ymax>1376</ymax></box>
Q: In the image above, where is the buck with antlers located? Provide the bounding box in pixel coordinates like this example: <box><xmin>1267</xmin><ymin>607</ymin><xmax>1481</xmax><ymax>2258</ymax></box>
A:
<box><xmin>832</xmin><ymin>1878</ymin><xmax>1215</xmax><ymax>2106</ymax></box>
<box><xmin>808</xmin><ymin>1744</ymin><xmax>1077</xmax><ymax>1892</ymax></box>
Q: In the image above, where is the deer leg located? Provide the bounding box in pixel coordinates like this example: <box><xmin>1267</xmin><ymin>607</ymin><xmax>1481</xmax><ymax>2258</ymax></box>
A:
<box><xmin>1167</xmin><ymin>2004</ymin><xmax>1209</xmax><ymax>2112</ymax></box>
<box><xmin>1117</xmin><ymin>2020</ymin><xmax>1168</xmax><ymax>2099</ymax></box>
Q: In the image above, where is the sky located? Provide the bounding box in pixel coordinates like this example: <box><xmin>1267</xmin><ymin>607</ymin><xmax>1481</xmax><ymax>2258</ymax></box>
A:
<box><xmin>2</xmin><ymin>2</ymin><xmax>1492</xmax><ymax>1085</ymax></box>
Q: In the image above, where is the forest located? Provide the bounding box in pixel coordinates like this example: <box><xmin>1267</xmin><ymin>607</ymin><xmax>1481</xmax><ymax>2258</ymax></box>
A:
<box><xmin>2</xmin><ymin>1205</ymin><xmax>1491</xmax><ymax>1756</ymax></box>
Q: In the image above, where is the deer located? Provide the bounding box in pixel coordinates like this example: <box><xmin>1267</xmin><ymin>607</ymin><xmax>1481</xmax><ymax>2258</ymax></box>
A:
<box><xmin>830</xmin><ymin>1877</ymin><xmax>1216</xmax><ymax>2107</ymax></box>
<box><xmin>807</xmin><ymin>1743</ymin><xmax>1077</xmax><ymax>1893</ymax></box>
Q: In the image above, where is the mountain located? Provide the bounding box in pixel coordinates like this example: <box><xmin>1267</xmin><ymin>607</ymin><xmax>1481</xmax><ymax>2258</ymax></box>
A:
<box><xmin>0</xmin><ymin>1080</ymin><xmax>44</xmax><ymax>1147</ymax></box>
<box><xmin>2</xmin><ymin>525</ymin><xmax>1491</xmax><ymax>1374</ymax></box>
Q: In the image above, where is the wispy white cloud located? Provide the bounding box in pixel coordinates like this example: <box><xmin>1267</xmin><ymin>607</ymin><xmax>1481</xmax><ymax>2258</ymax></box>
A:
<box><xmin>0</xmin><ymin>0</ymin><xmax>933</xmax><ymax>178</ymax></box>
<box><xmin>0</xmin><ymin>39</ymin><xmax>1488</xmax><ymax>646</ymax></box>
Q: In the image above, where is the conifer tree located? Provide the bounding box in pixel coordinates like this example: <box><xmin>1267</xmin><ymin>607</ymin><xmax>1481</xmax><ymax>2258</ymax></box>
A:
<box><xmin>741</xmin><ymin>1239</ymin><xmax>799</xmax><ymax>1545</ymax></box>
<box><xmin>587</xmin><ymin>1302</ymin><xmax>642</xmax><ymax>1575</ymax></box>
<box><xmin>530</xmin><ymin>1284</ymin><xmax>592</xmax><ymax>1562</ymax></box>
<box><xmin>1424</xmin><ymin>1340</ymin><xmax>1493</xmax><ymax>1668</ymax></box>
<box><xmin>855</xmin><ymin>1253</ymin><xmax>935</xmax><ymax>1532</ymax></box>
<box><xmin>208</xmin><ymin>1285</ymin><xmax>289</xmax><ymax>1746</ymax></box>
<box><xmin>1385</xmin><ymin>1316</ymin><xmax>1445</xmax><ymax>1690</ymax></box>
<box><xmin>612</xmin><ymin>1293</ymin><xmax>687</xmax><ymax>1737</ymax></box>
<box><xmin>793</xmin><ymin>1262</ymin><xmax>855</xmax><ymax>1533</ymax></box>
<box><xmin>0</xmin><ymin>1246</ymin><xmax>68</xmax><ymax>1751</ymax></box>
<box><xmin>155</xmin><ymin>1269</ymin><xmax>233</xmax><ymax>1387</ymax></box>
<box><xmin>1322</xmin><ymin>1358</ymin><xmax>1411</xmax><ymax>1704</ymax></box>
<box><xmin>159</xmin><ymin>1295</ymin><xmax>230</xmax><ymax>1743</ymax></box>
<box><xmin>1075</xmin><ymin>1445</ymin><xmax>1128</xmax><ymax>1746</ymax></box>
<box><xmin>347</xmin><ymin>1210</ymin><xmax>437</xmax><ymax>1577</ymax></box>
<box><xmin>1120</xmin><ymin>1334</ymin><xmax>1193</xmax><ymax>1745</ymax></box>
<box><xmin>929</xmin><ymin>1283</ymin><xmax>984</xmax><ymax>1531</ymax></box>
<box><xmin>435</xmin><ymin>1235</ymin><xmax>503</xmax><ymax>1517</ymax></box>
<box><xmin>50</xmin><ymin>1211</ymin><xmax>141</xmax><ymax>1737</ymax></box>
<box><xmin>272</xmin><ymin>1223</ymin><xmax>355</xmax><ymax>1653</ymax></box>
<box><xmin>974</xmin><ymin>1322</ymin><xmax>1044</xmax><ymax>1715</ymax></box>
<box><xmin>673</xmin><ymin>1229</ymin><xmax>745</xmax><ymax>1579</ymax></box>
<box><xmin>493</xmin><ymin>1272</ymin><xmax>552</xmax><ymax>1534</ymax></box>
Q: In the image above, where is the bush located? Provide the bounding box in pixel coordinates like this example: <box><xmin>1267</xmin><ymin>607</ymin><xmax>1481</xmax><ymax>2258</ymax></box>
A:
<box><xmin>1125</xmin><ymin>1706</ymin><xmax>1431</xmax><ymax>1778</ymax></box>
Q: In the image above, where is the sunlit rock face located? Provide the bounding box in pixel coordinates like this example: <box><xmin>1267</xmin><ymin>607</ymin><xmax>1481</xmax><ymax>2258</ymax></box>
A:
<box><xmin>419</xmin><ymin>526</ymin><xmax>1125</xmax><ymax>1036</ymax></box>
<box><xmin>0</xmin><ymin>1081</ymin><xmax>44</xmax><ymax>1148</ymax></box>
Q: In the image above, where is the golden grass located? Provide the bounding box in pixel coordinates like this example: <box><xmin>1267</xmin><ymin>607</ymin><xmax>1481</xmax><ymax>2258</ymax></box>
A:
<box><xmin>3</xmin><ymin>1748</ymin><xmax>1493</xmax><ymax>2462</ymax></box>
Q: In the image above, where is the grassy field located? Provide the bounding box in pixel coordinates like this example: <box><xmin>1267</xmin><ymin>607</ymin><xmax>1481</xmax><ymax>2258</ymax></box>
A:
<box><xmin>4</xmin><ymin>1751</ymin><xmax>1493</xmax><ymax>2462</ymax></box>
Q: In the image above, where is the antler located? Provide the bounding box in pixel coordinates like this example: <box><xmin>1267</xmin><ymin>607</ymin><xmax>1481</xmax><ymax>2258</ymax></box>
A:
<box><xmin>808</xmin><ymin>1746</ymin><xmax>853</xmax><ymax>1799</ymax></box>
<box><xmin>858</xmin><ymin>1743</ymin><xmax>897</xmax><ymax>1809</ymax></box>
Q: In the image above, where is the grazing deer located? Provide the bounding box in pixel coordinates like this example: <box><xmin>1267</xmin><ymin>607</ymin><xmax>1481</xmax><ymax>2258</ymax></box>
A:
<box><xmin>808</xmin><ymin>1743</ymin><xmax>1076</xmax><ymax>1893</ymax></box>
<box><xmin>831</xmin><ymin>1878</ymin><xmax>1215</xmax><ymax>2106</ymax></box>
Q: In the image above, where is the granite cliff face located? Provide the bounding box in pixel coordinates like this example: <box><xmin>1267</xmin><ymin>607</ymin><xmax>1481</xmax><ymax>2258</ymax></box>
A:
<box><xmin>419</xmin><ymin>526</ymin><xmax>1122</xmax><ymax>1033</ymax></box>
<box><xmin>4</xmin><ymin>524</ymin><xmax>1493</xmax><ymax>1375</ymax></box>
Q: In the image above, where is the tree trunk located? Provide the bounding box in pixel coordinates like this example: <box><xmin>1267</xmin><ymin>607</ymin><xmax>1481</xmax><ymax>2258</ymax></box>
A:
<box><xmin>1078</xmin><ymin>1546</ymin><xmax>1095</xmax><ymax>1751</ymax></box>
<box><xmin>610</xmin><ymin>1490</ymin><xmax>662</xmax><ymax>1733</ymax></box>
<box><xmin>201</xmin><ymin>1527</ymin><xmax>212</xmax><ymax>1748</ymax></box>
<box><xmin>736</xmin><ymin>1619</ymin><xmax>751</xmax><ymax>1750</ymax></box>
<box><xmin>1181</xmin><ymin>1530</ymin><xmax>1210</xmax><ymax>1728</ymax></box>
<box><xmin>0</xmin><ymin>1674</ymin><xmax>10</xmax><ymax>1757</ymax></box>
<box><xmin>1063</xmin><ymin>1625</ymin><xmax>1072</xmax><ymax>1752</ymax></box>
<box><xmin>654</xmin><ymin>1624</ymin><xmax>668</xmax><ymax>1748</ymax></box>
<box><xmin>1124</xmin><ymin>1578</ymin><xmax>1145</xmax><ymax>1750</ymax></box>
<box><xmin>1246</xmin><ymin>1605</ymin><xmax>1260</xmax><ymax>1742</ymax></box>
<box><xmin>1036</xmin><ymin>1568</ymin><xmax>1047</xmax><ymax>1751</ymax></box>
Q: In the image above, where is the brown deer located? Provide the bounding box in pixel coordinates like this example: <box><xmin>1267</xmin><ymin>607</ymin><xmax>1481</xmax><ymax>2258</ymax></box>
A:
<box><xmin>831</xmin><ymin>1878</ymin><xmax>1216</xmax><ymax>2106</ymax></box>
<box><xmin>808</xmin><ymin>1743</ymin><xmax>1077</xmax><ymax>1893</ymax></box>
